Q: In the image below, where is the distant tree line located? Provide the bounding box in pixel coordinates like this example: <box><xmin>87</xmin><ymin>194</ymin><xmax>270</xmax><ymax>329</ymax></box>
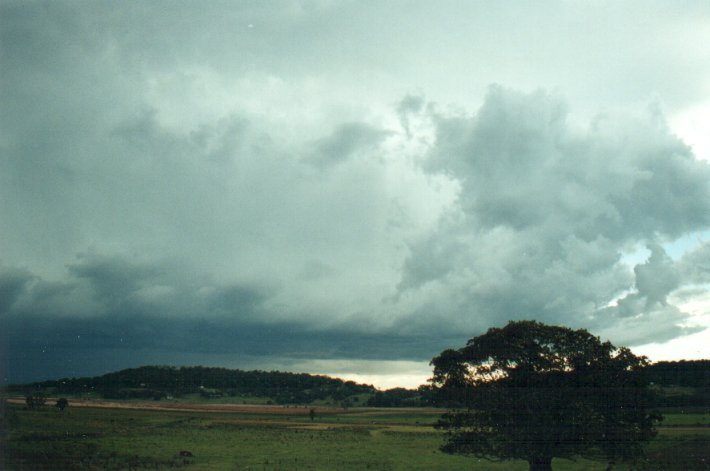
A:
<box><xmin>423</xmin><ymin>359</ymin><xmax>710</xmax><ymax>409</ymax></box>
<box><xmin>7</xmin><ymin>361</ymin><xmax>708</xmax><ymax>408</ymax></box>
<box><xmin>9</xmin><ymin>366</ymin><xmax>376</xmax><ymax>405</ymax></box>
<box><xmin>644</xmin><ymin>360</ymin><xmax>710</xmax><ymax>408</ymax></box>
<box><xmin>366</xmin><ymin>360</ymin><xmax>710</xmax><ymax>408</ymax></box>
<box><xmin>645</xmin><ymin>360</ymin><xmax>710</xmax><ymax>387</ymax></box>
<box><xmin>366</xmin><ymin>388</ymin><xmax>420</xmax><ymax>407</ymax></box>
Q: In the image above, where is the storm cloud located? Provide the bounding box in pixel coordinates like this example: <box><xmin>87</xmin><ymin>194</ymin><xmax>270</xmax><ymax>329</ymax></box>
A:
<box><xmin>2</xmin><ymin>1</ymin><xmax>710</xmax><ymax>385</ymax></box>
<box><xmin>393</xmin><ymin>88</ymin><xmax>710</xmax><ymax>344</ymax></box>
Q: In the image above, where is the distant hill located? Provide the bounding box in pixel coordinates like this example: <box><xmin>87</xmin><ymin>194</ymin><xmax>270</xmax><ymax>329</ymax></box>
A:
<box><xmin>7</xmin><ymin>365</ymin><xmax>377</xmax><ymax>405</ymax></box>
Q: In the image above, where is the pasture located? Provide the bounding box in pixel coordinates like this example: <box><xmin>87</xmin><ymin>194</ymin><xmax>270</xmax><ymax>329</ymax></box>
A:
<box><xmin>1</xmin><ymin>399</ymin><xmax>709</xmax><ymax>470</ymax></box>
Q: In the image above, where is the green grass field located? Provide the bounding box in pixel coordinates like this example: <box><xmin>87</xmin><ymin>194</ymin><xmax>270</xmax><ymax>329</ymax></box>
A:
<box><xmin>2</xmin><ymin>400</ymin><xmax>709</xmax><ymax>470</ymax></box>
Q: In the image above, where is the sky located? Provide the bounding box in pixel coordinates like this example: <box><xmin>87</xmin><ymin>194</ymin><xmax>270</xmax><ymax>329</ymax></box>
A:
<box><xmin>1</xmin><ymin>1</ymin><xmax>710</xmax><ymax>389</ymax></box>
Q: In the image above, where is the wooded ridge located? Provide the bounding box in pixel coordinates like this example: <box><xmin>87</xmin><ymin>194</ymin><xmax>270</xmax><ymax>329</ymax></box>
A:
<box><xmin>7</xmin><ymin>360</ymin><xmax>709</xmax><ymax>407</ymax></box>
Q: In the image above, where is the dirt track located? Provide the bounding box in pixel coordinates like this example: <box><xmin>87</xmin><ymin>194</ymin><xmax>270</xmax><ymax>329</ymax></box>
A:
<box><xmin>4</xmin><ymin>397</ymin><xmax>337</xmax><ymax>414</ymax></box>
<box><xmin>4</xmin><ymin>397</ymin><xmax>439</xmax><ymax>416</ymax></box>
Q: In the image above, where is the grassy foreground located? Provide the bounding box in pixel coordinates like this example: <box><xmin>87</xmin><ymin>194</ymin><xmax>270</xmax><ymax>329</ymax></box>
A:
<box><xmin>1</xmin><ymin>400</ymin><xmax>709</xmax><ymax>470</ymax></box>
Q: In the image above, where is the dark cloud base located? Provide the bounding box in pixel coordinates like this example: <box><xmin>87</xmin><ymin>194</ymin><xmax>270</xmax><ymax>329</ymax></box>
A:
<box><xmin>0</xmin><ymin>314</ymin><xmax>464</xmax><ymax>384</ymax></box>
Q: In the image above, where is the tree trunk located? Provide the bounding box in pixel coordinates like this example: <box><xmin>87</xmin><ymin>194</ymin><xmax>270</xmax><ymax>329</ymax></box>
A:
<box><xmin>528</xmin><ymin>457</ymin><xmax>553</xmax><ymax>471</ymax></box>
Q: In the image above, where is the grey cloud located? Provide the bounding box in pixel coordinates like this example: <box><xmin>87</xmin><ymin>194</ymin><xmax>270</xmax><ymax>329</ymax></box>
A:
<box><xmin>677</xmin><ymin>241</ymin><xmax>710</xmax><ymax>285</ymax></box>
<box><xmin>608</xmin><ymin>138</ymin><xmax>710</xmax><ymax>239</ymax></box>
<box><xmin>397</xmin><ymin>231</ymin><xmax>466</xmax><ymax>291</ymax></box>
<box><xmin>2</xmin><ymin>2</ymin><xmax>710</xmax><ymax>383</ymax></box>
<box><xmin>0</xmin><ymin>259</ymin><xmax>463</xmax><ymax>384</ymax></box>
<box><xmin>397</xmin><ymin>95</ymin><xmax>426</xmax><ymax>116</ymax></box>
<box><xmin>67</xmin><ymin>254</ymin><xmax>161</xmax><ymax>305</ymax></box>
<box><xmin>597</xmin><ymin>303</ymin><xmax>701</xmax><ymax>346</ymax></box>
<box><xmin>397</xmin><ymin>95</ymin><xmax>426</xmax><ymax>137</ymax></box>
<box><xmin>3</xmin><ymin>2</ymin><xmax>708</xmax><ymax>116</ymax></box>
<box><xmin>0</xmin><ymin>266</ymin><xmax>33</xmax><ymax>314</ymax></box>
<box><xmin>633</xmin><ymin>244</ymin><xmax>679</xmax><ymax>307</ymax></box>
<box><xmin>0</xmin><ymin>256</ymin><xmax>273</xmax><ymax>324</ymax></box>
<box><xmin>311</xmin><ymin>123</ymin><xmax>389</xmax><ymax>167</ymax></box>
<box><xmin>299</xmin><ymin>260</ymin><xmax>336</xmax><ymax>281</ymax></box>
<box><xmin>397</xmin><ymin>87</ymin><xmax>710</xmax><ymax>343</ymax></box>
<box><xmin>427</xmin><ymin>87</ymin><xmax>710</xmax><ymax>240</ymax></box>
<box><xmin>2</xmin><ymin>46</ymin><xmax>406</xmax><ymax>334</ymax></box>
<box><xmin>11</xmin><ymin>278</ymin><xmax>94</xmax><ymax>320</ymax></box>
<box><xmin>209</xmin><ymin>284</ymin><xmax>271</xmax><ymax>320</ymax></box>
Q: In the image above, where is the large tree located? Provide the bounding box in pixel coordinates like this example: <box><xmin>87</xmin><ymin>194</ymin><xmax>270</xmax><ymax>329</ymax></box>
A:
<box><xmin>431</xmin><ymin>320</ymin><xmax>661</xmax><ymax>471</ymax></box>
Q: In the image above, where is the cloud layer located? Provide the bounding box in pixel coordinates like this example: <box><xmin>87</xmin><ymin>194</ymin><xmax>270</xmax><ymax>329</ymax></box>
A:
<box><xmin>2</xmin><ymin>1</ymin><xmax>710</xmax><ymax>383</ymax></box>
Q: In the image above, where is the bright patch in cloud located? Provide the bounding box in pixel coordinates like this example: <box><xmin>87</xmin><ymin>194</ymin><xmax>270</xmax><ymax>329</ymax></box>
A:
<box><xmin>671</xmin><ymin>103</ymin><xmax>710</xmax><ymax>162</ymax></box>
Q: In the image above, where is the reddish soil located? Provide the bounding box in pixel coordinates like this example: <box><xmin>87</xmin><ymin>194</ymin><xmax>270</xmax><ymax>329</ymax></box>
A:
<box><xmin>4</xmin><ymin>397</ymin><xmax>332</xmax><ymax>415</ymax></box>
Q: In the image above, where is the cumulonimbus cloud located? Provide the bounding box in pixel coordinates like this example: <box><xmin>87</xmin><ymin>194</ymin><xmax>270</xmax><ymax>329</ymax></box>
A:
<box><xmin>391</xmin><ymin>87</ymin><xmax>710</xmax><ymax>345</ymax></box>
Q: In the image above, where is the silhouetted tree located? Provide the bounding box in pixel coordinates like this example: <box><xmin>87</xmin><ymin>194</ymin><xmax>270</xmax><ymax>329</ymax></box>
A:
<box><xmin>25</xmin><ymin>392</ymin><xmax>45</xmax><ymax>410</ymax></box>
<box><xmin>55</xmin><ymin>397</ymin><xmax>69</xmax><ymax>411</ymax></box>
<box><xmin>431</xmin><ymin>320</ymin><xmax>661</xmax><ymax>471</ymax></box>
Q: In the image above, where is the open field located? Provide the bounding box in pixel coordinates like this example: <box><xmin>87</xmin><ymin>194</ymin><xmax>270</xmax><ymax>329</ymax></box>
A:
<box><xmin>2</xmin><ymin>399</ymin><xmax>709</xmax><ymax>470</ymax></box>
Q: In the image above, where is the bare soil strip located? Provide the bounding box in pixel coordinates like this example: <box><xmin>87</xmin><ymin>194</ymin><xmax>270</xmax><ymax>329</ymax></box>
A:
<box><xmin>4</xmin><ymin>397</ymin><xmax>439</xmax><ymax>416</ymax></box>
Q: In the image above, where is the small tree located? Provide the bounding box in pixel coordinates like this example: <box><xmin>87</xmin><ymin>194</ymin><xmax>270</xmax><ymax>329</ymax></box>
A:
<box><xmin>55</xmin><ymin>397</ymin><xmax>69</xmax><ymax>411</ymax></box>
<box><xmin>25</xmin><ymin>392</ymin><xmax>46</xmax><ymax>410</ymax></box>
<box><xmin>431</xmin><ymin>320</ymin><xmax>661</xmax><ymax>471</ymax></box>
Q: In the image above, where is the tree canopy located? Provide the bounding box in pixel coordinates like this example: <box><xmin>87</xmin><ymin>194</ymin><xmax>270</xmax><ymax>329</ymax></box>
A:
<box><xmin>55</xmin><ymin>397</ymin><xmax>69</xmax><ymax>411</ymax></box>
<box><xmin>431</xmin><ymin>320</ymin><xmax>661</xmax><ymax>471</ymax></box>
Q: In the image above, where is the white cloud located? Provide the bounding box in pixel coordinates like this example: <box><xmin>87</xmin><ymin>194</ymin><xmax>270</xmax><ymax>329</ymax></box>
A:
<box><xmin>671</xmin><ymin>103</ymin><xmax>710</xmax><ymax>162</ymax></box>
<box><xmin>394</xmin><ymin>87</ymin><xmax>710</xmax><ymax>343</ymax></box>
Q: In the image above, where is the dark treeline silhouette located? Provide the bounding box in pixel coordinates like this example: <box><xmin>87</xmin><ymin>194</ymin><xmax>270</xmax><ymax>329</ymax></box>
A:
<box><xmin>9</xmin><ymin>365</ymin><xmax>376</xmax><ymax>404</ymax></box>
<box><xmin>7</xmin><ymin>360</ymin><xmax>708</xmax><ymax>408</ymax></box>
<box><xmin>645</xmin><ymin>360</ymin><xmax>710</xmax><ymax>387</ymax></box>
<box><xmin>645</xmin><ymin>360</ymin><xmax>710</xmax><ymax>408</ymax></box>
<box><xmin>427</xmin><ymin>359</ymin><xmax>710</xmax><ymax>409</ymax></box>
<box><xmin>366</xmin><ymin>387</ymin><xmax>420</xmax><ymax>407</ymax></box>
